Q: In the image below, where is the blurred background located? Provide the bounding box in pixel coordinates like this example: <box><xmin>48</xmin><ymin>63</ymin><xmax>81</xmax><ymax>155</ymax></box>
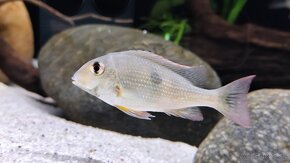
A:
<box><xmin>27</xmin><ymin>0</ymin><xmax>153</xmax><ymax>52</ymax></box>
<box><xmin>24</xmin><ymin>0</ymin><xmax>290</xmax><ymax>53</ymax></box>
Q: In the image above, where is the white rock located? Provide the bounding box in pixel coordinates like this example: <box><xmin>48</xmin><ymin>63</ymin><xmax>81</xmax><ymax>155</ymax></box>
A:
<box><xmin>0</xmin><ymin>83</ymin><xmax>197</xmax><ymax>163</ymax></box>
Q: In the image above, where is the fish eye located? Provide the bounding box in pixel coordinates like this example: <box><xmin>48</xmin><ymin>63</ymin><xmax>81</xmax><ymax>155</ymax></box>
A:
<box><xmin>91</xmin><ymin>61</ymin><xmax>105</xmax><ymax>75</ymax></box>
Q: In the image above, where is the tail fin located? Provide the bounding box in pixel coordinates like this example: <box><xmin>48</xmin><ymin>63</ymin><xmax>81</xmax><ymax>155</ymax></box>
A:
<box><xmin>215</xmin><ymin>75</ymin><xmax>255</xmax><ymax>128</ymax></box>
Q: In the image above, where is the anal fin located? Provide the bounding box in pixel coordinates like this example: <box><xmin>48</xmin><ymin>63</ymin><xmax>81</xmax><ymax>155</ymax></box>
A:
<box><xmin>166</xmin><ymin>107</ymin><xmax>204</xmax><ymax>121</ymax></box>
<box><xmin>115</xmin><ymin>105</ymin><xmax>155</xmax><ymax>120</ymax></box>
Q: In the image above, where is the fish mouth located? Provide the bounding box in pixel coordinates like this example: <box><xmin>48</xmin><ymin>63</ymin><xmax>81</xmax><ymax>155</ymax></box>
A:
<box><xmin>72</xmin><ymin>80</ymin><xmax>89</xmax><ymax>92</ymax></box>
<box><xmin>72</xmin><ymin>80</ymin><xmax>99</xmax><ymax>97</ymax></box>
<box><xmin>71</xmin><ymin>78</ymin><xmax>94</xmax><ymax>93</ymax></box>
<box><xmin>72</xmin><ymin>80</ymin><xmax>82</xmax><ymax>88</ymax></box>
<box><xmin>71</xmin><ymin>75</ymin><xmax>78</xmax><ymax>86</ymax></box>
<box><xmin>71</xmin><ymin>75</ymin><xmax>77</xmax><ymax>82</ymax></box>
<box><xmin>71</xmin><ymin>75</ymin><xmax>84</xmax><ymax>88</ymax></box>
<box><xmin>71</xmin><ymin>75</ymin><xmax>98</xmax><ymax>96</ymax></box>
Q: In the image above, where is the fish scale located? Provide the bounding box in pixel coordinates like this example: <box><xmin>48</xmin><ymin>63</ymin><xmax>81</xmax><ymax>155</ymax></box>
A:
<box><xmin>113</xmin><ymin>54</ymin><xmax>197</xmax><ymax>110</ymax></box>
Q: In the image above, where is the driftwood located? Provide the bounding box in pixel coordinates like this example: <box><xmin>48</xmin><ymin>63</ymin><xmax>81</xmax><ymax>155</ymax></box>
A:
<box><xmin>0</xmin><ymin>38</ymin><xmax>46</xmax><ymax>96</ymax></box>
<box><xmin>0</xmin><ymin>0</ymin><xmax>117</xmax><ymax>96</ymax></box>
<box><xmin>186</xmin><ymin>0</ymin><xmax>290</xmax><ymax>89</ymax></box>
<box><xmin>0</xmin><ymin>0</ymin><xmax>132</xmax><ymax>25</ymax></box>
<box><xmin>188</xmin><ymin>0</ymin><xmax>290</xmax><ymax>52</ymax></box>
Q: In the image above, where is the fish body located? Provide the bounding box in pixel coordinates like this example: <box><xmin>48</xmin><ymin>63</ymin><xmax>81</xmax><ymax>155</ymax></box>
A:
<box><xmin>72</xmin><ymin>50</ymin><xmax>255</xmax><ymax>127</ymax></box>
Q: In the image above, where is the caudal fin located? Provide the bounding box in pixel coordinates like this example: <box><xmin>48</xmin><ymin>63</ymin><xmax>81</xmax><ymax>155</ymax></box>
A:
<box><xmin>216</xmin><ymin>75</ymin><xmax>255</xmax><ymax>128</ymax></box>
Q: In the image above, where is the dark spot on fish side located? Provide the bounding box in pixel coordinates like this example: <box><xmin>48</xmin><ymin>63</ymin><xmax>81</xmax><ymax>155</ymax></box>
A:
<box><xmin>115</xmin><ymin>85</ymin><xmax>121</xmax><ymax>97</ymax></box>
<box><xmin>150</xmin><ymin>71</ymin><xmax>162</xmax><ymax>85</ymax></box>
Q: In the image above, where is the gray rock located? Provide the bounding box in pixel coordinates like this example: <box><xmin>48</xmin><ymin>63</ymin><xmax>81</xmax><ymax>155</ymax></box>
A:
<box><xmin>38</xmin><ymin>25</ymin><xmax>221</xmax><ymax>146</ymax></box>
<box><xmin>194</xmin><ymin>89</ymin><xmax>290</xmax><ymax>163</ymax></box>
<box><xmin>0</xmin><ymin>83</ymin><xmax>197</xmax><ymax>163</ymax></box>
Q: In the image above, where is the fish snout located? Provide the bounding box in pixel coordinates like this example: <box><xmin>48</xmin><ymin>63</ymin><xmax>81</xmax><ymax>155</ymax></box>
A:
<box><xmin>71</xmin><ymin>74</ymin><xmax>82</xmax><ymax>87</ymax></box>
<box><xmin>71</xmin><ymin>74</ymin><xmax>96</xmax><ymax>92</ymax></box>
<box><xmin>71</xmin><ymin>74</ymin><xmax>77</xmax><ymax>81</ymax></box>
<box><xmin>72</xmin><ymin>80</ymin><xmax>81</xmax><ymax>88</ymax></box>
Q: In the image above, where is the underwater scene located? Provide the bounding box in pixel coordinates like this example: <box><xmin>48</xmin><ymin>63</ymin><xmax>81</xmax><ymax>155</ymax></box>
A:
<box><xmin>0</xmin><ymin>0</ymin><xmax>289</xmax><ymax>162</ymax></box>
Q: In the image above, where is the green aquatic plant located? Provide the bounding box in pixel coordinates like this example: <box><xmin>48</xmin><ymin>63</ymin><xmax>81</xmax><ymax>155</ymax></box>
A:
<box><xmin>213</xmin><ymin>0</ymin><xmax>247</xmax><ymax>24</ymax></box>
<box><xmin>142</xmin><ymin>15</ymin><xmax>190</xmax><ymax>45</ymax></box>
<box><xmin>141</xmin><ymin>0</ymin><xmax>191</xmax><ymax>45</ymax></box>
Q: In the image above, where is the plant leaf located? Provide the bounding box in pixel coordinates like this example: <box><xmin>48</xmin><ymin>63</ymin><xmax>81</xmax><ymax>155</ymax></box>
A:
<box><xmin>227</xmin><ymin>0</ymin><xmax>247</xmax><ymax>24</ymax></box>
<box><xmin>150</xmin><ymin>0</ymin><xmax>185</xmax><ymax>18</ymax></box>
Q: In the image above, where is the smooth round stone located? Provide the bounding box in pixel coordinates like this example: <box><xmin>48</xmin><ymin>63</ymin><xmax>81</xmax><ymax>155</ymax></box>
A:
<box><xmin>195</xmin><ymin>89</ymin><xmax>290</xmax><ymax>162</ymax></box>
<box><xmin>39</xmin><ymin>25</ymin><xmax>221</xmax><ymax>145</ymax></box>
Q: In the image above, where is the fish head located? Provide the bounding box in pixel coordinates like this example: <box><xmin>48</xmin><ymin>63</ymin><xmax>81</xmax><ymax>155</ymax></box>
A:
<box><xmin>72</xmin><ymin>55</ymin><xmax>116</xmax><ymax>96</ymax></box>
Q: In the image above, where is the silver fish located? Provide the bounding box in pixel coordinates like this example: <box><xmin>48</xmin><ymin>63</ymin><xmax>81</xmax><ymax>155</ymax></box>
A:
<box><xmin>72</xmin><ymin>50</ymin><xmax>255</xmax><ymax>128</ymax></box>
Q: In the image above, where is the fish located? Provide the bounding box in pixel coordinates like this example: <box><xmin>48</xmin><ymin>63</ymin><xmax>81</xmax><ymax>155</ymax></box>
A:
<box><xmin>72</xmin><ymin>50</ymin><xmax>255</xmax><ymax>128</ymax></box>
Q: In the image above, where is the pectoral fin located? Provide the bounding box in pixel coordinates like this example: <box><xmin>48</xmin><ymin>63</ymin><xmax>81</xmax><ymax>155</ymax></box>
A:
<box><xmin>115</xmin><ymin>105</ymin><xmax>155</xmax><ymax>120</ymax></box>
<box><xmin>166</xmin><ymin>107</ymin><xmax>204</xmax><ymax>121</ymax></box>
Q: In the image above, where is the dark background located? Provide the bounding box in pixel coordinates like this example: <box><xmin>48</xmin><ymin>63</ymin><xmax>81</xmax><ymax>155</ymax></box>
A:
<box><xmin>25</xmin><ymin>0</ymin><xmax>156</xmax><ymax>53</ymax></box>
<box><xmin>25</xmin><ymin>0</ymin><xmax>290</xmax><ymax>53</ymax></box>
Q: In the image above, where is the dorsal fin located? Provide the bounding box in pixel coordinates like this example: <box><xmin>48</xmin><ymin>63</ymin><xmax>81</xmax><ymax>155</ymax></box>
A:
<box><xmin>123</xmin><ymin>50</ymin><xmax>208</xmax><ymax>87</ymax></box>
